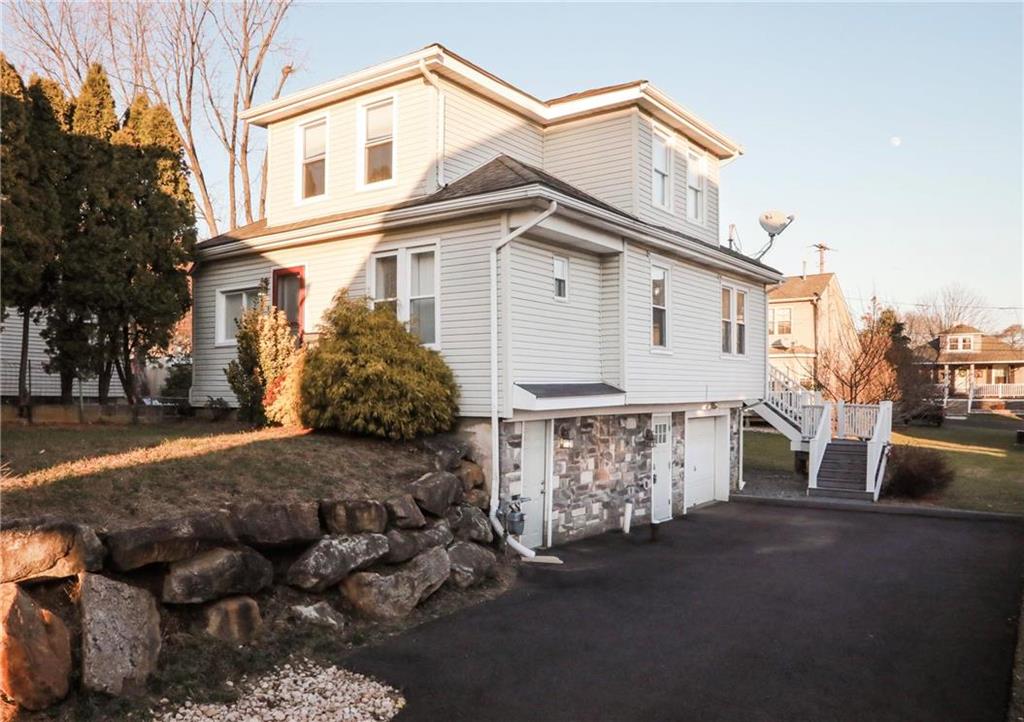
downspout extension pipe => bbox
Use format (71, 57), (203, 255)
(489, 201), (559, 559)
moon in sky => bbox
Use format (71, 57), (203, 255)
(889, 136), (902, 147)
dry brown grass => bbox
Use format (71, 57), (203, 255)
(1, 421), (435, 531)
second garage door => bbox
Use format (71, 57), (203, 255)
(686, 417), (717, 508)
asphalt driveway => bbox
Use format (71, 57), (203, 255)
(347, 503), (1024, 722)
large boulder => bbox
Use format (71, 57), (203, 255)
(448, 541), (499, 589)
(0, 584), (71, 710)
(341, 546), (450, 620)
(384, 521), (453, 564)
(202, 596), (262, 645)
(289, 601), (346, 630)
(162, 547), (273, 604)
(422, 436), (471, 472)
(454, 460), (486, 492)
(0, 518), (104, 584)
(407, 472), (462, 517)
(322, 500), (388, 535)
(445, 505), (493, 544)
(464, 488), (490, 510)
(105, 512), (234, 571)
(385, 495), (426, 529)
(80, 573), (161, 696)
(228, 502), (321, 547)
(286, 534), (389, 592)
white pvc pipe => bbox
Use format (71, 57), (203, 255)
(488, 201), (559, 559)
(622, 501), (633, 534)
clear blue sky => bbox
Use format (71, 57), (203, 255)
(266, 2), (1023, 329)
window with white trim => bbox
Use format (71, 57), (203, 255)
(651, 265), (668, 348)
(946, 335), (975, 351)
(553, 256), (568, 299)
(722, 285), (747, 355)
(362, 99), (394, 185)
(652, 128), (671, 210)
(769, 307), (792, 335)
(300, 120), (326, 199)
(217, 287), (260, 344)
(686, 149), (705, 222)
(370, 245), (438, 347)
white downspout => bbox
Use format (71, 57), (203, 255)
(489, 201), (559, 558)
(418, 60), (445, 190)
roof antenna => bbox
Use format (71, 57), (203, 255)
(727, 223), (742, 252)
(809, 243), (836, 273)
(754, 210), (796, 260)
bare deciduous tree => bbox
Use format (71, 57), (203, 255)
(913, 283), (993, 339)
(814, 309), (901, 404)
(6, 0), (296, 236)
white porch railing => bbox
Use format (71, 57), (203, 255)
(835, 401), (879, 440)
(807, 402), (833, 490)
(767, 365), (821, 432)
(865, 401), (893, 500)
(973, 383), (1024, 399)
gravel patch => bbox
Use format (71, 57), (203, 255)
(151, 660), (405, 722)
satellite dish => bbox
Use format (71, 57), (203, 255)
(759, 210), (796, 237)
(753, 210), (796, 260)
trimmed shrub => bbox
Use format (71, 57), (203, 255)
(300, 292), (459, 440)
(882, 445), (954, 499)
(206, 396), (231, 422)
(264, 348), (305, 427)
(224, 281), (299, 425)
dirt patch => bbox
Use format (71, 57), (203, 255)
(1, 423), (436, 531)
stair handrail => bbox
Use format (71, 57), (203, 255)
(807, 402), (833, 490)
(767, 365), (810, 430)
(865, 400), (893, 499)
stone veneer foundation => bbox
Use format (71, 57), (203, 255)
(499, 408), (743, 547)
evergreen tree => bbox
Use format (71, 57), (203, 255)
(42, 63), (121, 402)
(0, 56), (61, 416)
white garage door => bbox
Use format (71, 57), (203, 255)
(686, 417), (717, 508)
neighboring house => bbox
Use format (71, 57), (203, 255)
(766, 272), (859, 387)
(0, 309), (125, 401)
(915, 324), (1024, 396)
(192, 44), (783, 548)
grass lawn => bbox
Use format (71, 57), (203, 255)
(1, 421), (436, 531)
(744, 414), (1024, 514)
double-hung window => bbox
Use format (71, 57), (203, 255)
(722, 285), (747, 355)
(300, 120), (326, 199)
(553, 256), (568, 299)
(651, 265), (668, 349)
(217, 287), (260, 345)
(687, 150), (705, 222)
(362, 99), (394, 186)
(652, 127), (672, 210)
(370, 244), (438, 347)
(770, 307), (792, 335)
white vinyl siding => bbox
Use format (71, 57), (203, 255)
(0, 308), (125, 399)
(442, 79), (543, 181)
(193, 218), (500, 414)
(508, 238), (605, 387)
(636, 117), (720, 245)
(543, 111), (636, 213)
(624, 243), (765, 404)
(265, 78), (434, 225)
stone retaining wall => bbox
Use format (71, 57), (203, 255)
(0, 443), (498, 715)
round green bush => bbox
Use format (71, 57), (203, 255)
(300, 292), (459, 440)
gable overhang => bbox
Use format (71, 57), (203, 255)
(241, 45), (742, 159)
(196, 184), (780, 284)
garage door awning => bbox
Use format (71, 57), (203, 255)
(513, 383), (626, 411)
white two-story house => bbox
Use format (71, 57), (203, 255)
(191, 44), (782, 548)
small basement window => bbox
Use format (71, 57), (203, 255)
(300, 120), (326, 199)
(553, 256), (568, 299)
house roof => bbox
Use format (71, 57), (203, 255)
(240, 44), (742, 159)
(914, 332), (1024, 364)
(768, 273), (834, 301)
(200, 155), (780, 275)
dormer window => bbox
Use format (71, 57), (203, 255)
(946, 335), (975, 351)
(652, 127), (672, 210)
(361, 98), (395, 186)
(300, 119), (326, 199)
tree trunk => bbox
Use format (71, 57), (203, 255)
(59, 370), (75, 405)
(17, 309), (32, 419)
(98, 359), (113, 405)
